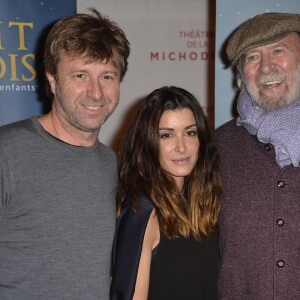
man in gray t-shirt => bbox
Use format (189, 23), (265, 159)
(0, 9), (130, 300)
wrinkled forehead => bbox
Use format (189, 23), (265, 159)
(57, 51), (121, 74)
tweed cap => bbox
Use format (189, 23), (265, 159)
(226, 12), (300, 65)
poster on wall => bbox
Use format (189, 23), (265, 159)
(77, 0), (215, 148)
(0, 0), (76, 126)
(214, 0), (300, 128)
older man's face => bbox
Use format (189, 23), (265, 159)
(241, 32), (300, 111)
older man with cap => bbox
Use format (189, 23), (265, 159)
(215, 12), (300, 300)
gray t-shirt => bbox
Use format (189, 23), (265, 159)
(0, 117), (117, 299)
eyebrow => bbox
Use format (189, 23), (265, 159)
(269, 41), (289, 48)
(159, 124), (197, 131)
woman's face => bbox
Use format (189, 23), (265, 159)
(158, 108), (200, 190)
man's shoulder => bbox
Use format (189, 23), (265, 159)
(215, 119), (236, 135)
(0, 117), (33, 130)
(97, 142), (117, 164)
(214, 119), (253, 151)
(0, 118), (34, 141)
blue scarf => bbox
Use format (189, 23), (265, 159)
(236, 89), (300, 168)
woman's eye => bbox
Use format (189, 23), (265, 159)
(186, 130), (197, 136)
(160, 133), (172, 139)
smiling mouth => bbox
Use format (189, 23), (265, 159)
(86, 106), (99, 110)
(173, 158), (190, 164)
(84, 105), (105, 111)
(262, 81), (282, 88)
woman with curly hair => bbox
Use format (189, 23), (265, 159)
(110, 86), (221, 300)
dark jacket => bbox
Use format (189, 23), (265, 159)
(110, 196), (154, 300)
(215, 120), (300, 300)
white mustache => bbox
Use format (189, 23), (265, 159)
(257, 73), (287, 85)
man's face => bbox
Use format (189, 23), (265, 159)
(241, 32), (300, 111)
(47, 53), (120, 136)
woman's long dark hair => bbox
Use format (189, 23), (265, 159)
(117, 86), (221, 239)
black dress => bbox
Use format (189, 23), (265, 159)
(148, 233), (219, 300)
(110, 196), (219, 300)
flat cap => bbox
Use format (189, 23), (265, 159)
(226, 12), (300, 65)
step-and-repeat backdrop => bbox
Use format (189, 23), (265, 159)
(77, 0), (215, 147)
(1, 0), (299, 146)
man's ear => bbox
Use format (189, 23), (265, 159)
(46, 72), (56, 95)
